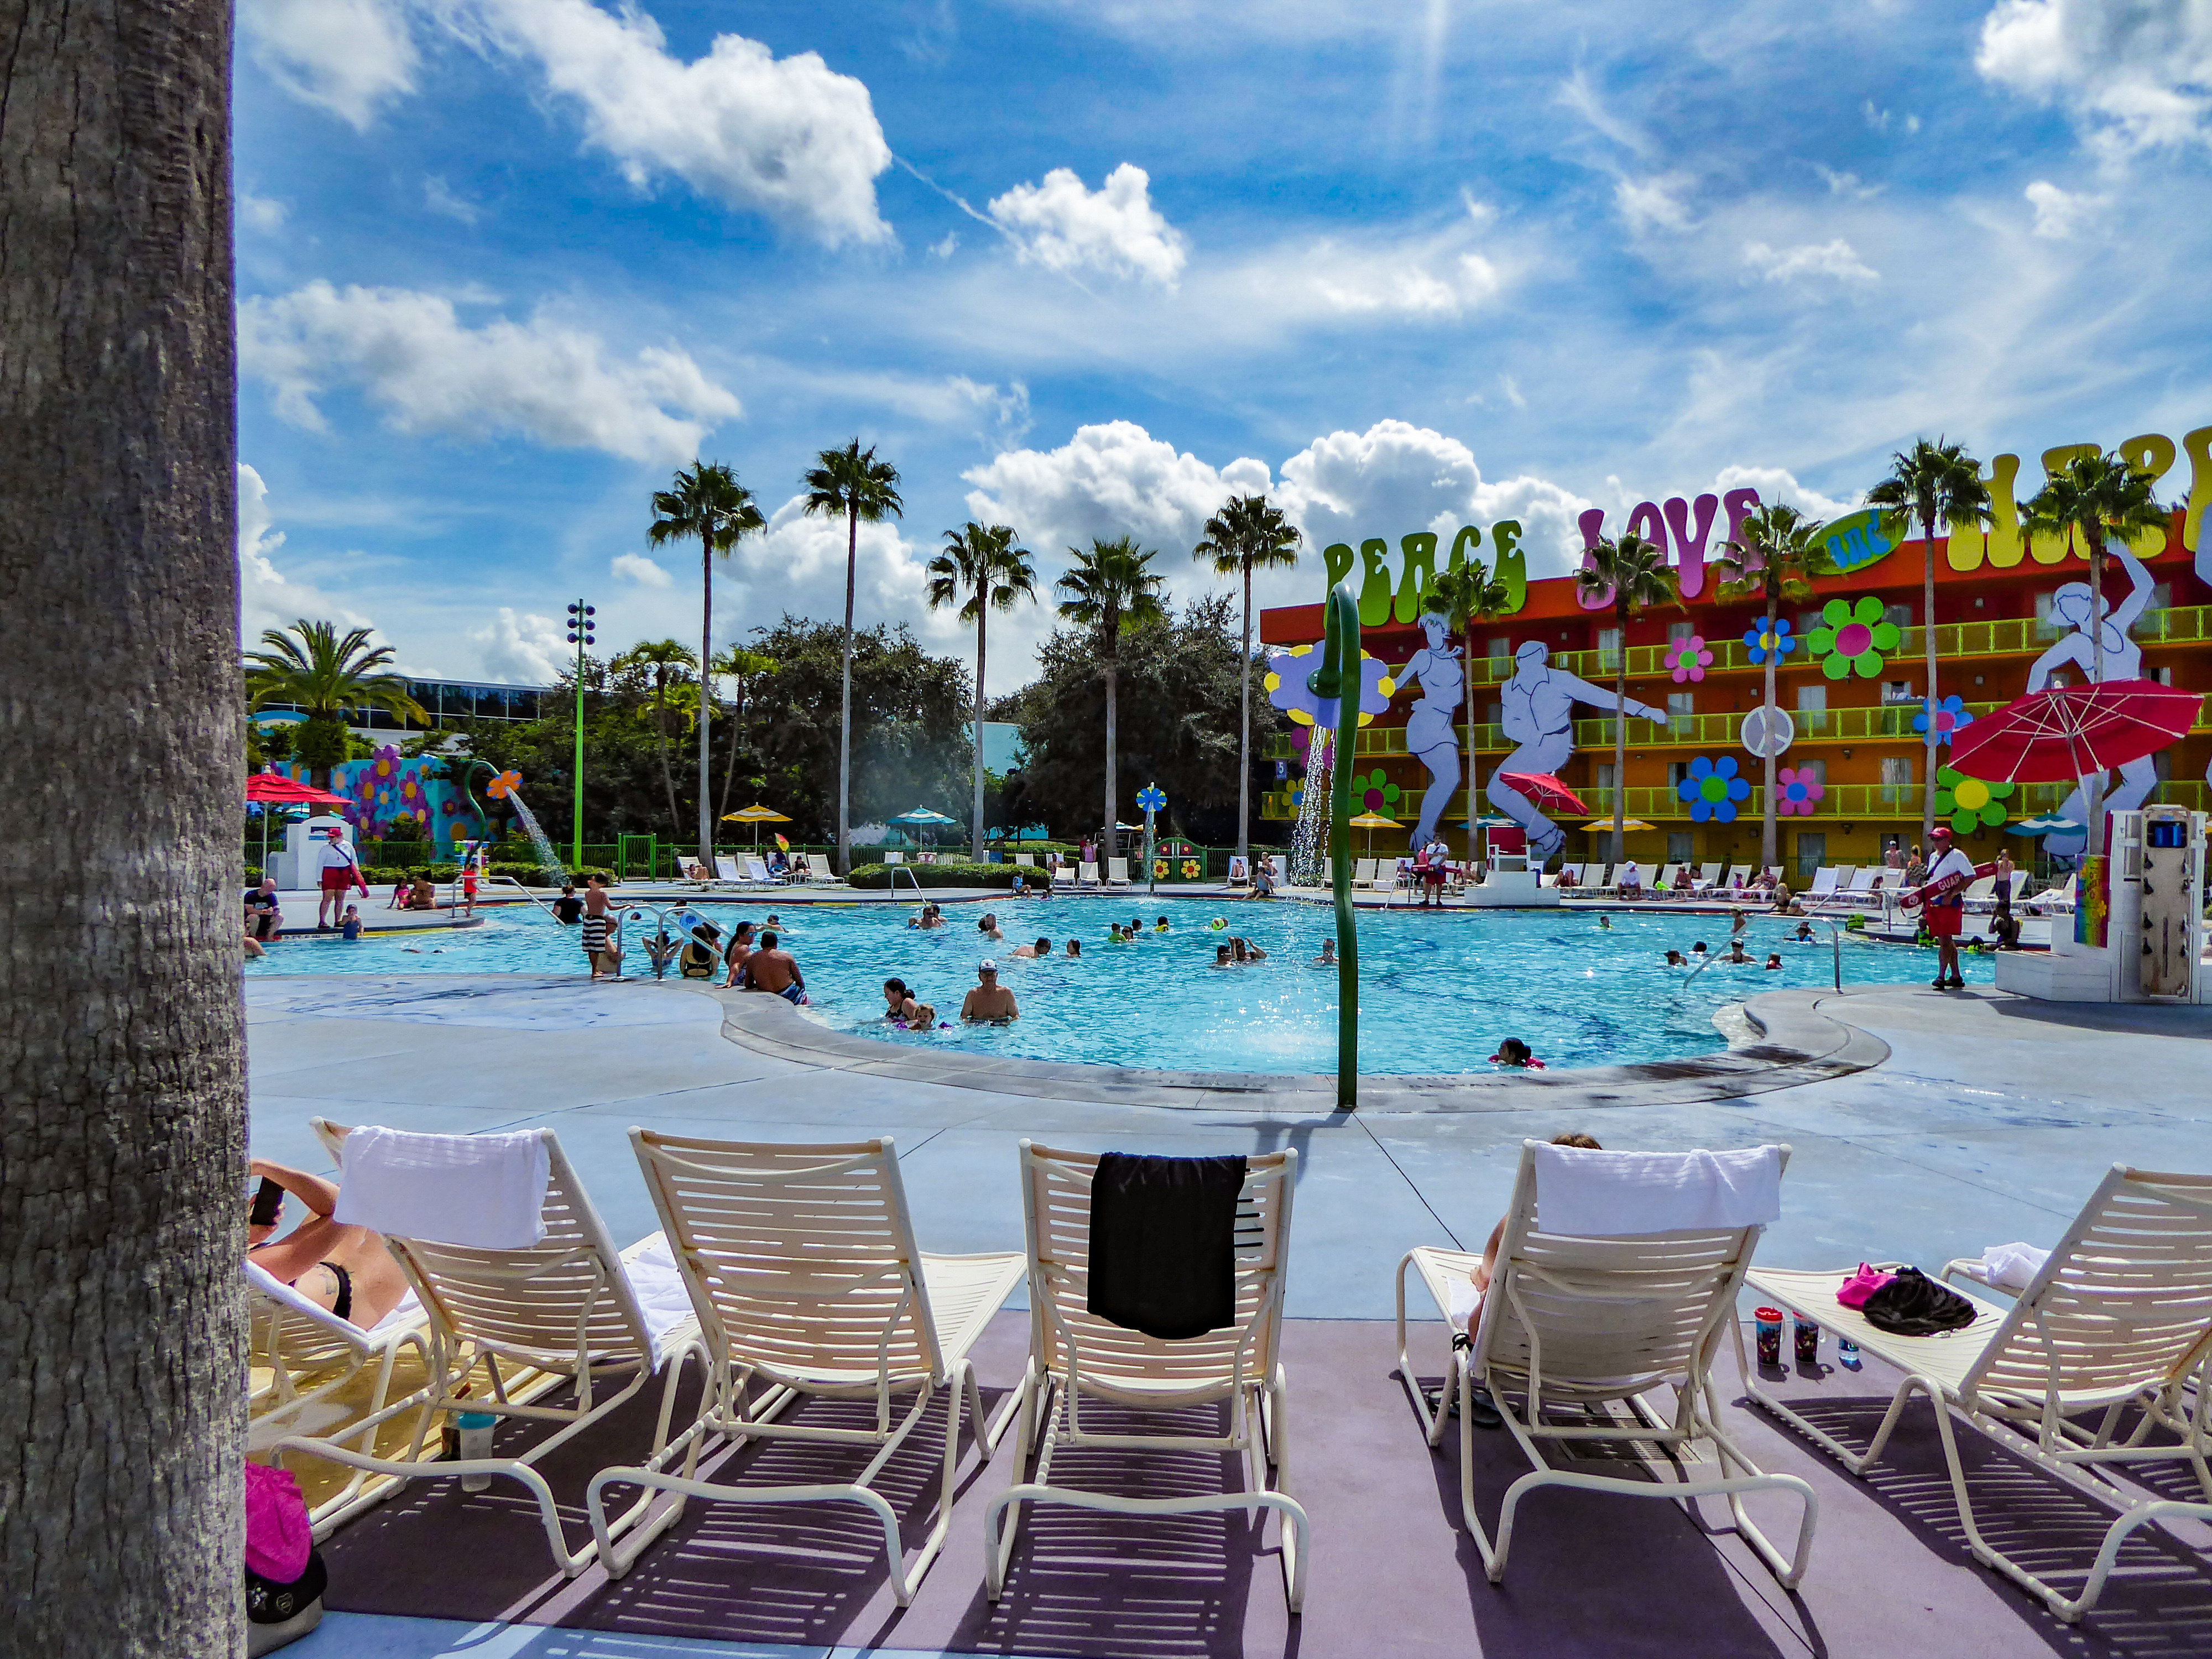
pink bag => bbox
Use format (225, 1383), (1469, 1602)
(1836, 1263), (1896, 1310)
(245, 1462), (313, 1583)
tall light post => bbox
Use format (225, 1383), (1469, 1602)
(566, 599), (595, 867)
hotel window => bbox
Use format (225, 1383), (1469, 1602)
(2034, 591), (2063, 637)
(1596, 627), (1622, 654)
(1794, 684), (1828, 732)
(1597, 763), (1618, 790)
(1792, 759), (1828, 786)
(1667, 692), (1696, 719)
(1668, 831), (1695, 864)
(1792, 832), (1826, 882)
(1484, 702), (1504, 726)
(1884, 602), (1914, 633)
(1880, 756), (1915, 786)
(1797, 609), (1825, 634)
(1668, 620), (1696, 643)
(1882, 679), (1916, 704)
(1486, 637), (1511, 660)
(2147, 583), (2171, 617)
(1666, 761), (1686, 790)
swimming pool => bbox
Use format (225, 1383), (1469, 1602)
(247, 896), (1987, 1075)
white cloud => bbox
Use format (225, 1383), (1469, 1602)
(930, 232), (959, 258)
(239, 191), (289, 233)
(461, 0), (893, 246)
(1557, 67), (1650, 155)
(1978, 0), (2212, 156)
(987, 164), (1189, 285)
(423, 175), (482, 223)
(1814, 166), (1882, 200)
(1862, 100), (1918, 134)
(1712, 465), (1858, 524)
(1310, 248), (1500, 317)
(1615, 174), (1694, 233)
(241, 0), (418, 128)
(239, 280), (741, 463)
(612, 552), (672, 587)
(2024, 178), (2108, 238)
(962, 421), (1270, 561)
(471, 608), (571, 684)
(237, 463), (374, 640)
(1742, 238), (1879, 284)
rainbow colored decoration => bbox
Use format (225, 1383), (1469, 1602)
(1665, 634), (1713, 683)
(1807, 596), (1901, 680)
(1678, 755), (1750, 823)
(2075, 855), (2109, 948)
(1775, 767), (1825, 816)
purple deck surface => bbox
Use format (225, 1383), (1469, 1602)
(316, 1314), (2212, 1657)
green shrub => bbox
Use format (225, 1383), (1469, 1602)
(359, 862), (612, 886)
(847, 860), (1026, 890)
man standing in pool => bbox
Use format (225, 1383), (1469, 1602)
(1392, 610), (1466, 854)
(1490, 640), (1668, 862)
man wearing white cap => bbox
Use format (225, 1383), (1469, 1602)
(961, 959), (1020, 1022)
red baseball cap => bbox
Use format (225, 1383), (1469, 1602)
(1929, 825), (1954, 841)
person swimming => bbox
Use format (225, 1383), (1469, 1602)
(1665, 949), (1687, 967)
(1154, 916), (1170, 933)
(1597, 915), (1611, 930)
(1314, 938), (1337, 966)
(1065, 938), (1082, 959)
(1764, 952), (1784, 971)
(1213, 943), (1234, 966)
(1490, 1037), (1545, 1069)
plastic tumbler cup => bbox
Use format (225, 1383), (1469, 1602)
(456, 1410), (496, 1491)
(1794, 1314), (1820, 1366)
(1754, 1306), (1784, 1367)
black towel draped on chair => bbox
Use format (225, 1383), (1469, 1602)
(1086, 1151), (1249, 1339)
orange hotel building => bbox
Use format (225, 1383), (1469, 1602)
(1258, 471), (2211, 881)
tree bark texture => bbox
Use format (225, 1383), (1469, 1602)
(0, 2), (248, 1652)
(1762, 596), (1778, 873)
(838, 509), (857, 874)
(1611, 605), (1628, 868)
(1103, 660), (1119, 866)
(1922, 512), (1939, 844)
(1235, 561), (1251, 862)
(697, 535), (712, 867)
(971, 586), (986, 863)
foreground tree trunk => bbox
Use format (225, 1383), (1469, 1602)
(838, 507), (858, 874)
(0, 3), (248, 1652)
(1611, 606), (1629, 868)
(698, 534), (714, 868)
(1761, 594), (1779, 873)
(972, 589), (988, 863)
(1236, 560), (1252, 863)
(1103, 660), (1119, 866)
(1921, 509), (1940, 845)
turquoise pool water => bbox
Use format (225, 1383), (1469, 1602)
(246, 896), (1986, 1074)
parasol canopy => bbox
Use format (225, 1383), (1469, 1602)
(1948, 680), (2203, 784)
(246, 772), (352, 808)
(889, 806), (960, 826)
(1580, 817), (1655, 832)
(2008, 815), (2083, 836)
(1499, 771), (1590, 815)
(722, 804), (790, 823)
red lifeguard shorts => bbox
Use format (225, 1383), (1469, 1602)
(1926, 904), (1963, 938)
(320, 867), (354, 892)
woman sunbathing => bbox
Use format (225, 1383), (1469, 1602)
(246, 1157), (411, 1328)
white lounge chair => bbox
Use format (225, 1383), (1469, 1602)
(1584, 863), (1614, 895)
(712, 854), (744, 885)
(1556, 863), (1583, 890)
(883, 849), (904, 865)
(276, 1122), (700, 1572)
(1746, 1164), (2212, 1623)
(1650, 862), (1680, 896)
(1079, 859), (1100, 887)
(1396, 1140), (1813, 1588)
(1841, 867), (1880, 898)
(985, 1143), (1307, 1611)
(1015, 853), (1035, 868)
(1105, 857), (1131, 888)
(2027, 874), (2077, 914)
(1688, 860), (1723, 895)
(744, 855), (783, 885)
(1724, 863), (1752, 889)
(1052, 863), (1074, 889)
(1804, 867), (1842, 900)
(1352, 857), (1381, 890)
(587, 1134), (1026, 1604)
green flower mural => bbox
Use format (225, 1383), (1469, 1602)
(1806, 596), (1901, 681)
(1933, 766), (2015, 834)
(1355, 768), (1402, 816)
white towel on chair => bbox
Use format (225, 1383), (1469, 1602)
(1532, 1143), (1782, 1238)
(620, 1233), (700, 1366)
(335, 1127), (550, 1249)
(1981, 1241), (2051, 1293)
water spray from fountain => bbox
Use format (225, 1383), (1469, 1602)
(1289, 730), (1332, 886)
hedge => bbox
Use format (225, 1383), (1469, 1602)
(356, 862), (614, 886)
(847, 860), (1028, 890)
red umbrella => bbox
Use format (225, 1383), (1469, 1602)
(246, 772), (352, 807)
(1947, 680), (2204, 784)
(1497, 770), (1590, 815)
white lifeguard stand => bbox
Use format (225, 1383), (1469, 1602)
(1464, 846), (1562, 909)
(269, 815), (357, 891)
(1997, 807), (2208, 1004)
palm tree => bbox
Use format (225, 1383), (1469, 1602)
(617, 639), (697, 838)
(2021, 451), (2171, 841)
(710, 644), (777, 829)
(647, 461), (763, 869)
(1714, 504), (1836, 873)
(1193, 494), (1302, 864)
(1867, 439), (1993, 843)
(1574, 534), (1679, 867)
(802, 440), (904, 874)
(244, 619), (429, 786)
(1423, 557), (1511, 849)
(1056, 536), (1167, 865)
(928, 523), (1038, 861)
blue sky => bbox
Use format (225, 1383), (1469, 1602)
(235, 0), (2212, 694)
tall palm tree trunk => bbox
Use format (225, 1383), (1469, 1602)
(972, 583), (988, 863)
(1463, 621), (1478, 854)
(2084, 518), (2107, 851)
(838, 507), (858, 875)
(1921, 509), (1939, 844)
(652, 687), (681, 836)
(2, 2), (248, 1648)
(697, 533), (713, 868)
(719, 678), (744, 827)
(1104, 660), (1119, 866)
(1611, 605), (1629, 867)
(1761, 594), (1779, 873)
(1236, 560), (1253, 863)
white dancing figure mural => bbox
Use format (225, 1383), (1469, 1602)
(2028, 539), (2157, 864)
(1489, 641), (1668, 861)
(1392, 611), (1465, 851)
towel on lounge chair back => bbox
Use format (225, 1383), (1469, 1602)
(1532, 1144), (1782, 1238)
(1087, 1151), (1249, 1339)
(335, 1126), (551, 1249)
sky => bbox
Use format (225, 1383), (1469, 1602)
(235, 0), (2212, 698)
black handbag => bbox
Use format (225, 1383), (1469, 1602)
(1861, 1266), (1976, 1337)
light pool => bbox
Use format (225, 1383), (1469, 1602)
(246, 896), (1987, 1075)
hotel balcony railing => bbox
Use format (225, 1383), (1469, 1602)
(1262, 698), (2212, 761)
(1258, 778), (2211, 822)
(1446, 602), (2212, 687)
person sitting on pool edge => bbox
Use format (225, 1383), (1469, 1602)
(721, 921), (757, 987)
(742, 931), (807, 1004)
(961, 959), (1019, 1021)
(1490, 1037), (1545, 1068)
(1011, 936), (1052, 959)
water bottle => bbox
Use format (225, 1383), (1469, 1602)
(456, 1410), (497, 1490)
(1837, 1337), (1860, 1370)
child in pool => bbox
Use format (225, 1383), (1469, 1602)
(1065, 938), (1082, 959)
(1490, 1037), (1545, 1068)
(1314, 938), (1336, 966)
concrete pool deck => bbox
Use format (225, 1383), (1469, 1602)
(246, 972), (2212, 1658)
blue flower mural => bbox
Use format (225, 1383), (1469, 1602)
(1741, 616), (1797, 665)
(1677, 755), (1751, 823)
(1913, 695), (1975, 747)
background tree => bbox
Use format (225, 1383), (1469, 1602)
(615, 639), (697, 839)
(1867, 439), (1992, 843)
(928, 522), (1037, 860)
(1423, 557), (1511, 852)
(1056, 536), (1167, 864)
(244, 620), (428, 787)
(802, 440), (904, 874)
(1192, 495), (1302, 863)
(647, 461), (763, 869)
(1714, 504), (1835, 874)
(2020, 451), (2170, 843)
(711, 644), (778, 828)
(1575, 534), (1680, 867)
(1, 2), (247, 1648)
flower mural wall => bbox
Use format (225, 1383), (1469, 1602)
(1914, 696), (1974, 747)
(1677, 755), (1751, 823)
(1807, 597), (1901, 680)
(1665, 634), (1713, 683)
(1742, 617), (1796, 665)
(1775, 767), (1824, 816)
(1934, 767), (2015, 834)
(278, 745), (488, 851)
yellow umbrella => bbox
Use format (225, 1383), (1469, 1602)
(1580, 818), (1655, 832)
(1347, 810), (1400, 858)
(721, 803), (791, 849)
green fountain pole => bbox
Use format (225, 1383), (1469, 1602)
(1306, 582), (1362, 1110)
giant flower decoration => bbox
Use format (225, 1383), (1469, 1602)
(1181, 858), (1202, 880)
(1265, 644), (1395, 729)
(1807, 597), (1900, 681)
(486, 768), (524, 800)
(1354, 768), (1404, 815)
(1741, 616), (1797, 665)
(1665, 634), (1713, 684)
(1775, 766), (1825, 817)
(1934, 766), (2014, 834)
(1677, 755), (1750, 823)
(1154, 858), (1171, 880)
(1914, 695), (1975, 747)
